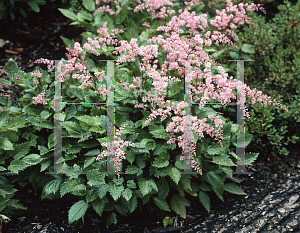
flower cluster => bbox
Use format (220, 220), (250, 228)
(31, 0), (287, 175)
(32, 90), (47, 105)
(96, 124), (136, 177)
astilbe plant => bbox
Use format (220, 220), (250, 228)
(0, 0), (289, 228)
(35, 0), (285, 175)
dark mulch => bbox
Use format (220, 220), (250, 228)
(0, 2), (300, 233)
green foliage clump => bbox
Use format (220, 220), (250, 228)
(0, 0), (280, 228)
(214, 0), (300, 156)
(0, 0), (46, 21)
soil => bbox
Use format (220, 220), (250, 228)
(0, 2), (300, 233)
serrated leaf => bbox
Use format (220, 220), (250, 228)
(207, 171), (224, 194)
(241, 43), (255, 54)
(8, 160), (30, 174)
(61, 121), (82, 137)
(180, 175), (192, 191)
(82, 0), (95, 11)
(41, 179), (62, 200)
(126, 180), (136, 189)
(149, 125), (170, 139)
(84, 157), (96, 168)
(207, 143), (223, 155)
(91, 197), (108, 217)
(0, 137), (14, 151)
(211, 48), (226, 58)
(212, 155), (235, 166)
(153, 197), (170, 211)
(108, 182), (124, 201)
(170, 194), (190, 218)
(224, 183), (246, 195)
(236, 132), (253, 148)
(58, 8), (77, 20)
(68, 200), (88, 224)
(106, 212), (117, 228)
(125, 165), (140, 175)
(199, 191), (210, 212)
(244, 152), (259, 165)
(66, 179), (86, 193)
(86, 170), (105, 186)
(22, 154), (42, 165)
(97, 184), (108, 199)
(6, 117), (27, 131)
(121, 188), (133, 201)
(157, 178), (169, 199)
(0, 185), (17, 198)
(153, 155), (169, 168)
(86, 188), (98, 202)
(167, 166), (181, 185)
(129, 195), (138, 213)
(138, 178), (153, 196)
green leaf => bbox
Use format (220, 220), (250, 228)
(180, 175), (192, 191)
(27, 1), (40, 12)
(41, 179), (62, 200)
(108, 182), (124, 201)
(121, 188), (133, 201)
(207, 171), (224, 195)
(157, 178), (169, 199)
(97, 184), (108, 199)
(8, 160), (30, 174)
(224, 183), (246, 195)
(0, 137), (14, 151)
(198, 191), (210, 212)
(125, 165), (140, 175)
(138, 178), (153, 196)
(4, 58), (19, 78)
(61, 121), (82, 137)
(68, 200), (88, 224)
(106, 212), (117, 228)
(244, 152), (259, 165)
(153, 197), (170, 211)
(150, 125), (170, 139)
(125, 150), (135, 164)
(127, 180), (136, 189)
(66, 179), (86, 193)
(82, 0), (95, 11)
(91, 197), (108, 217)
(241, 43), (255, 54)
(167, 166), (181, 185)
(207, 143), (223, 155)
(229, 51), (239, 60)
(58, 8), (77, 20)
(153, 155), (169, 168)
(170, 194), (190, 218)
(86, 189), (98, 202)
(211, 48), (227, 58)
(84, 157), (95, 168)
(60, 36), (75, 48)
(212, 155), (236, 166)
(129, 195), (138, 213)
(0, 185), (17, 198)
(86, 170), (105, 186)
(236, 132), (253, 148)
(6, 117), (27, 131)
(22, 154), (42, 165)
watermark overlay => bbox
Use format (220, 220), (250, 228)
(46, 58), (253, 176)
(46, 59), (123, 175)
(177, 60), (253, 175)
